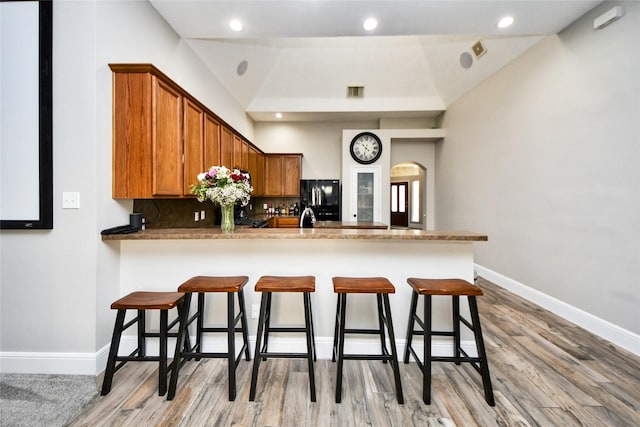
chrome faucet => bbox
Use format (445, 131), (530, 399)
(300, 207), (316, 228)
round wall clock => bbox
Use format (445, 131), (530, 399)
(349, 132), (382, 164)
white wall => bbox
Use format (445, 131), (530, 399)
(0, 0), (251, 374)
(437, 1), (640, 342)
(254, 120), (377, 180)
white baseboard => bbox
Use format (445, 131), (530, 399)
(475, 264), (640, 356)
(0, 336), (477, 376)
(0, 345), (109, 375)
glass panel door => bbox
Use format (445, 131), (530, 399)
(357, 172), (374, 221)
(350, 166), (381, 222)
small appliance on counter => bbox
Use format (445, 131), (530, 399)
(300, 179), (340, 221)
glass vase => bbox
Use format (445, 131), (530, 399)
(220, 203), (235, 233)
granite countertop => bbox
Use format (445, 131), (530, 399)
(101, 227), (487, 241)
(313, 221), (388, 229)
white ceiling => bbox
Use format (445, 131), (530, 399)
(149, 0), (600, 122)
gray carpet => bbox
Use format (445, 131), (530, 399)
(0, 374), (97, 427)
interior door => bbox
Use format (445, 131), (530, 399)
(390, 182), (408, 227)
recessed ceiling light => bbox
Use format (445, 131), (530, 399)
(363, 18), (378, 31)
(497, 16), (514, 29)
(229, 19), (243, 32)
(275, 113), (283, 119)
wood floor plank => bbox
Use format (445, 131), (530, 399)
(66, 277), (640, 427)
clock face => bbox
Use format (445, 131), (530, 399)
(350, 132), (382, 164)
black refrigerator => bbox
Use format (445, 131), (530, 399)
(300, 179), (341, 221)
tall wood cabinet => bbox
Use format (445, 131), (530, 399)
(111, 65), (187, 198)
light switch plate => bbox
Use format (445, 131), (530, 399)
(62, 192), (80, 209)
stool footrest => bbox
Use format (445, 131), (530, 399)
(260, 352), (310, 359)
(265, 326), (307, 333)
(343, 354), (392, 361)
(343, 328), (385, 335)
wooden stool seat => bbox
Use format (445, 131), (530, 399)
(404, 277), (495, 406)
(332, 276), (403, 404)
(101, 291), (187, 398)
(333, 276), (396, 294)
(254, 275), (315, 293)
(110, 291), (185, 310)
(407, 278), (483, 296)
(177, 275), (248, 293)
(168, 276), (250, 401)
(249, 275), (316, 402)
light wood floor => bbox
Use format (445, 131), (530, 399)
(70, 278), (640, 426)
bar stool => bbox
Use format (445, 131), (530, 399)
(101, 291), (187, 397)
(403, 278), (495, 406)
(167, 276), (250, 401)
(332, 277), (404, 404)
(249, 276), (316, 402)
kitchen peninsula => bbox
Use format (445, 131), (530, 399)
(102, 228), (487, 358)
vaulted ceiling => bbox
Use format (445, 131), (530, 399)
(149, 0), (600, 122)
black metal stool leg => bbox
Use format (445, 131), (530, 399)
(308, 294), (317, 362)
(468, 296), (495, 406)
(101, 309), (126, 396)
(404, 290), (419, 363)
(335, 293), (347, 403)
(158, 309), (169, 396)
(303, 292), (316, 402)
(382, 294), (404, 404)
(423, 294), (432, 404)
(261, 292), (273, 360)
(376, 294), (389, 364)
(137, 309), (145, 357)
(453, 295), (461, 365)
(332, 295), (341, 362)
(227, 292), (237, 401)
(237, 290), (251, 361)
(249, 293), (268, 401)
(168, 298), (190, 400)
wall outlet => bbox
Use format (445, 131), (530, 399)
(200, 210), (206, 220)
(194, 212), (199, 221)
(251, 304), (260, 319)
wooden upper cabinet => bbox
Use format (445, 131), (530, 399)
(183, 97), (204, 195)
(264, 154), (302, 197)
(232, 134), (249, 171)
(264, 155), (283, 196)
(220, 125), (233, 169)
(151, 77), (183, 196)
(282, 155), (301, 196)
(110, 64), (273, 199)
(112, 71), (153, 198)
(204, 113), (221, 170)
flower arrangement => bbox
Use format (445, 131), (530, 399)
(191, 166), (253, 207)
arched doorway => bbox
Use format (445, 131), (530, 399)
(390, 162), (426, 229)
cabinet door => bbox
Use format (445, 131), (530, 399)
(248, 145), (259, 195)
(204, 113), (221, 170)
(256, 152), (265, 196)
(220, 125), (233, 168)
(112, 72), (153, 198)
(349, 166), (381, 222)
(282, 155), (301, 196)
(264, 155), (283, 196)
(152, 76), (183, 196)
(232, 134), (249, 170)
(183, 97), (204, 195)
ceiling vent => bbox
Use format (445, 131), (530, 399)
(347, 86), (364, 98)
